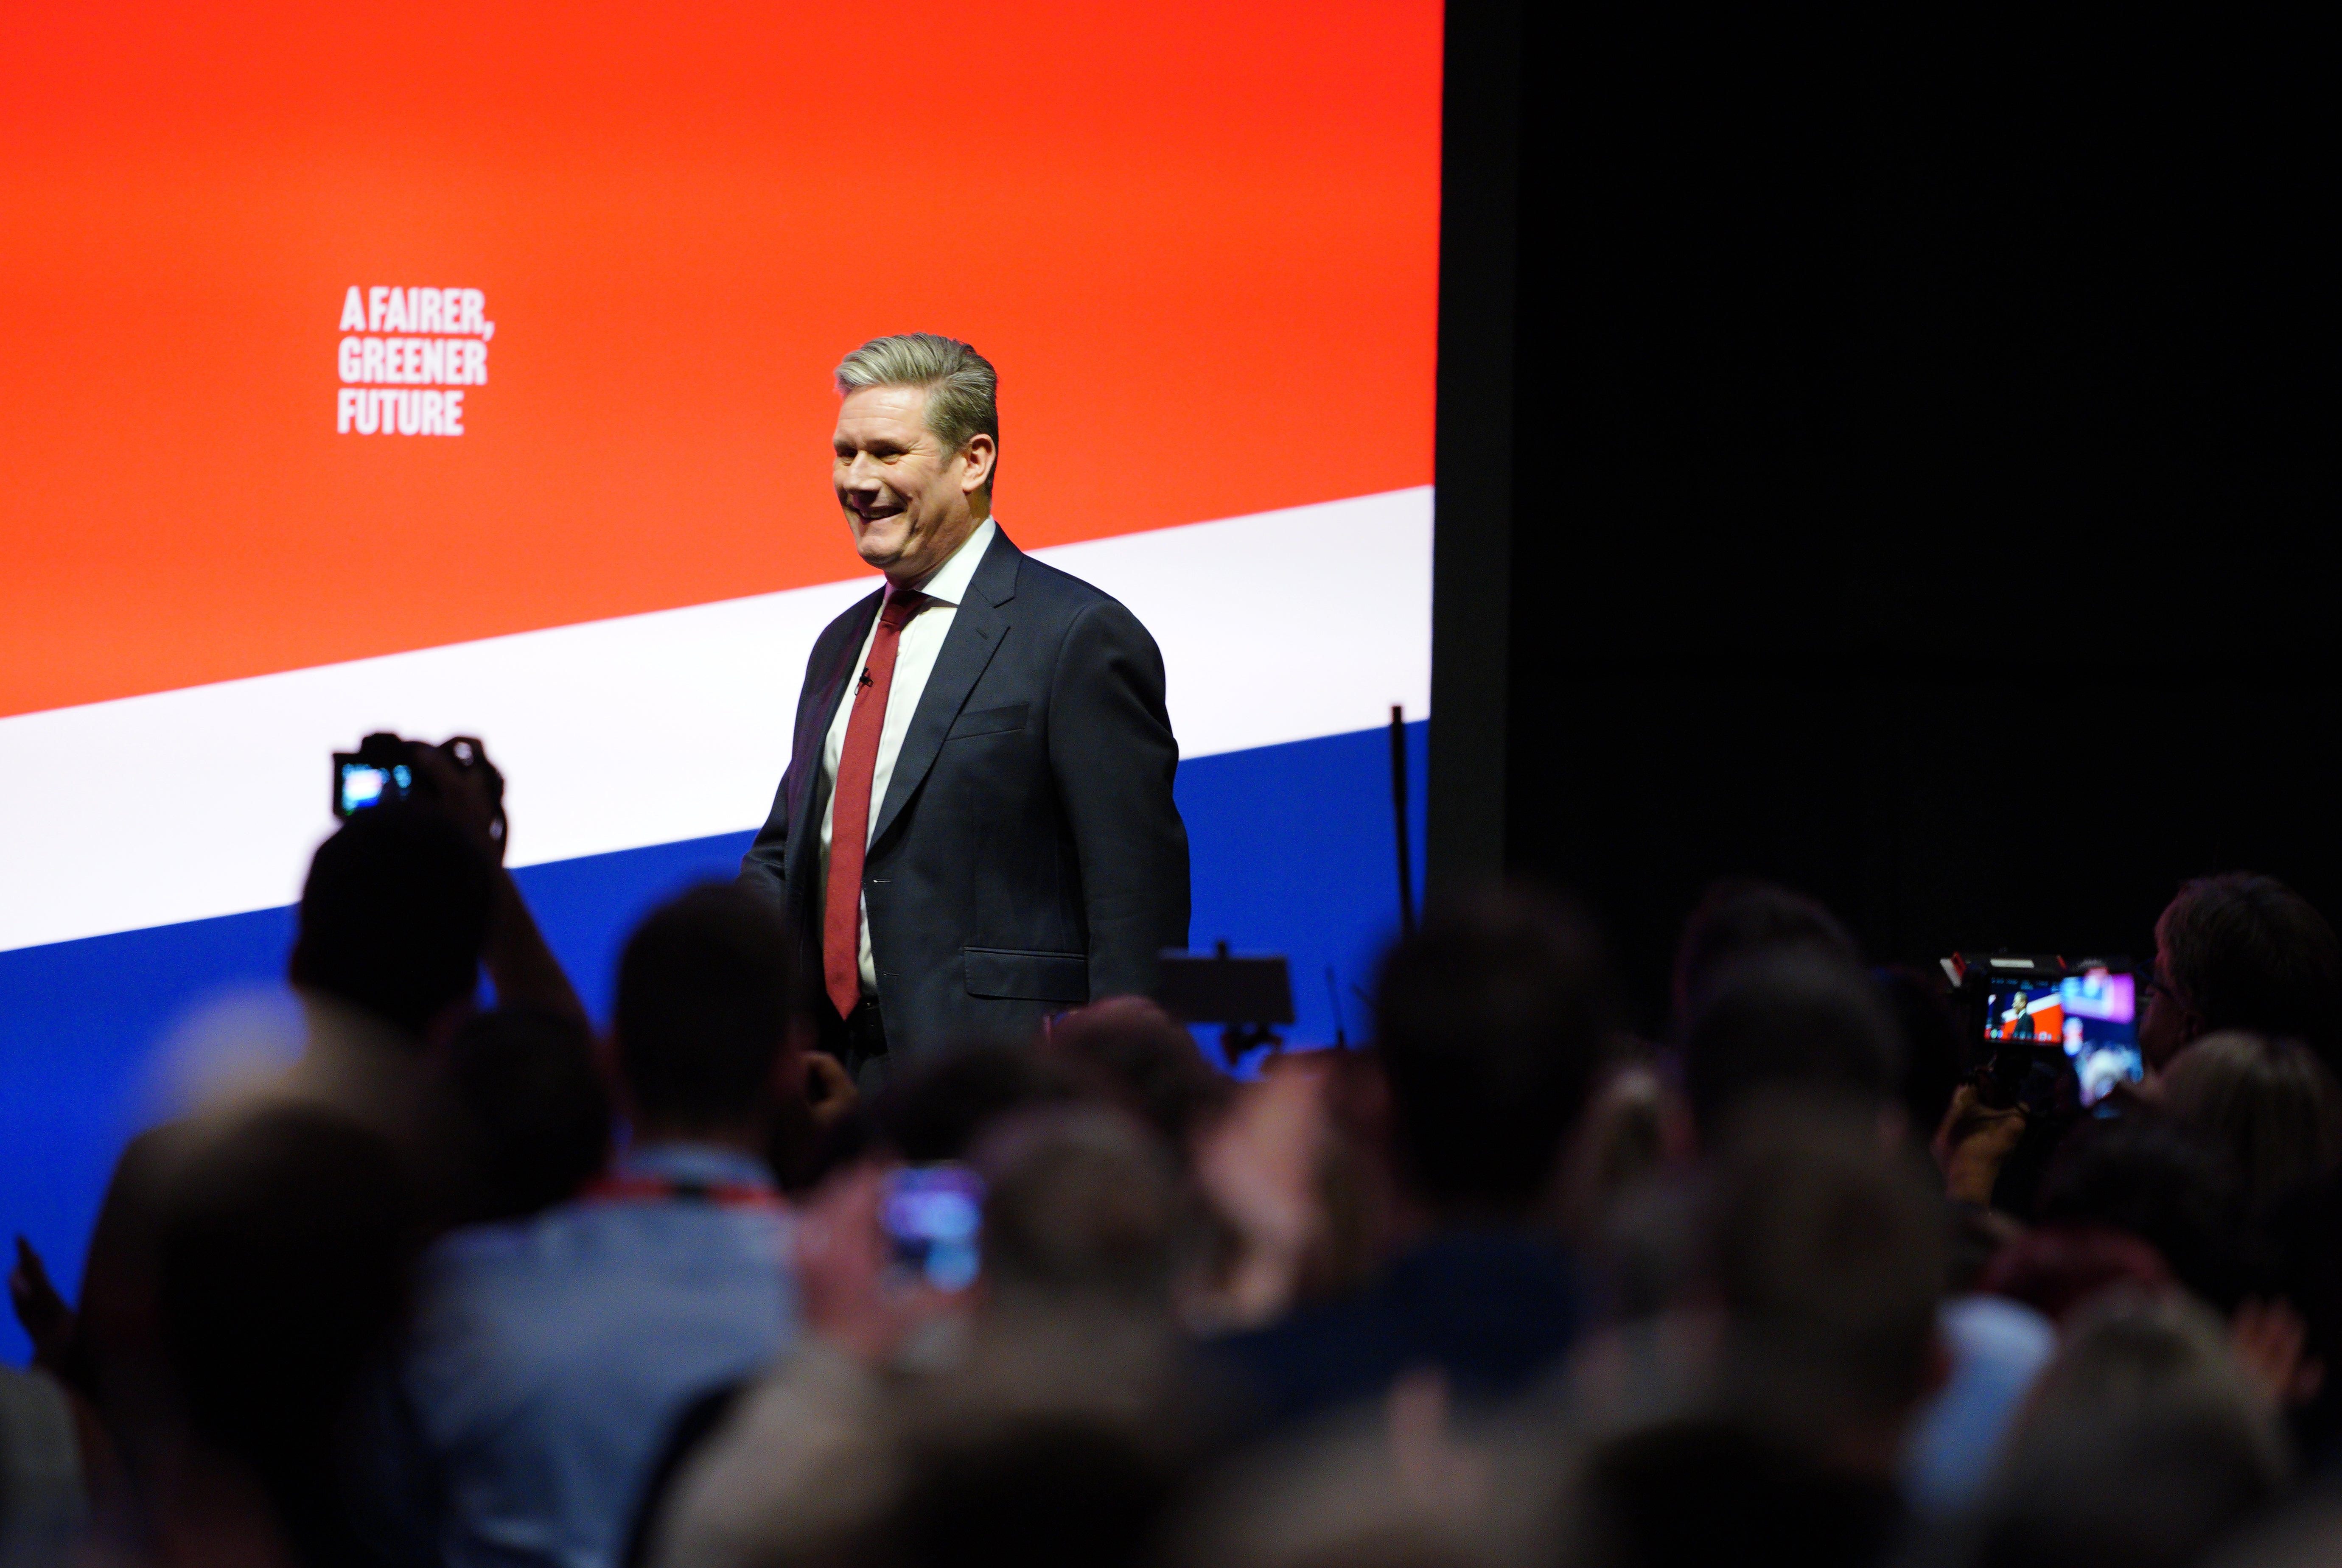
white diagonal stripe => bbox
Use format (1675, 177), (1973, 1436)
(0, 487), (1430, 952)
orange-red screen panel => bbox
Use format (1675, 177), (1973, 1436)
(0, 0), (1440, 718)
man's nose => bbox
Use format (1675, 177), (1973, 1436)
(840, 452), (883, 491)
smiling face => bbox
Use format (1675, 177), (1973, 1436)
(831, 384), (996, 587)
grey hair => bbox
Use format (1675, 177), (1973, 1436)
(833, 333), (999, 459)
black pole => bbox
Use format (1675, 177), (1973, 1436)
(1391, 704), (1416, 935)
(1426, 0), (1519, 904)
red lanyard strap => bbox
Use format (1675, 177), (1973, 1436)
(582, 1172), (787, 1212)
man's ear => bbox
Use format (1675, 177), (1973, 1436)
(958, 432), (997, 495)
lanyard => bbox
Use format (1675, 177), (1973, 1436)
(582, 1171), (787, 1212)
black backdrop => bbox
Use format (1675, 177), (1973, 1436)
(1432, 6), (2338, 1030)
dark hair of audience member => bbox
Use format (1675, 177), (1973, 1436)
(2209, 1501), (2342, 1568)
(883, 1109), (1193, 1566)
(973, 1105), (1189, 1309)
(2161, 1032), (2342, 1210)
(881, 1412), (1177, 1568)
(2035, 1120), (2247, 1311)
(1161, 1401), (1502, 1568)
(630, 1106), (1196, 1568)
(287, 804), (496, 1038)
(614, 883), (798, 1134)
(441, 1007), (611, 1224)
(1041, 996), (1234, 1162)
(1569, 1415), (1906, 1568)
(1978, 1225), (2176, 1325)
(1702, 1097), (1948, 1447)
(1670, 878), (1862, 1033)
(2158, 874), (2342, 1064)
(1680, 952), (1903, 1143)
(156, 1105), (418, 1565)
(1879, 962), (1965, 1148)
(1564, 1101), (1941, 1568)
(873, 1043), (1076, 1164)
(1372, 887), (1618, 1219)
(1959, 1291), (2287, 1568)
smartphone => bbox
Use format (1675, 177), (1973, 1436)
(881, 1164), (983, 1292)
(1982, 967), (2140, 1107)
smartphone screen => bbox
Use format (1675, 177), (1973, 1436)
(1983, 969), (2140, 1106)
(881, 1165), (983, 1292)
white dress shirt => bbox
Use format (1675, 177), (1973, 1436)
(818, 516), (998, 995)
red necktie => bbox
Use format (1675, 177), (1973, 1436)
(824, 590), (926, 1022)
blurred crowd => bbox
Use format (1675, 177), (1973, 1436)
(8, 765), (2342, 1568)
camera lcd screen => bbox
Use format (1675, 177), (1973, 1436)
(336, 761), (411, 817)
(881, 1165), (983, 1293)
(1983, 970), (2140, 1106)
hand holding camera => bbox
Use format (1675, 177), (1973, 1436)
(331, 731), (584, 1022)
(334, 731), (508, 861)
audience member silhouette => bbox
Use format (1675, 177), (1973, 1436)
(2144, 874), (2342, 1074)
(21, 752), (2342, 1568)
(396, 883), (803, 1568)
(1207, 888), (1617, 1434)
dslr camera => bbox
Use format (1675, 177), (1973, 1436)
(332, 732), (507, 849)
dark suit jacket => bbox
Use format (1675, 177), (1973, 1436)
(740, 526), (1190, 1053)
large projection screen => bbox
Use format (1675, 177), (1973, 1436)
(0, 0), (1438, 1358)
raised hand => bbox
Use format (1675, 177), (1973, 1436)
(8, 1234), (75, 1376)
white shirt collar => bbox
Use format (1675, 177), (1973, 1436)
(896, 516), (997, 608)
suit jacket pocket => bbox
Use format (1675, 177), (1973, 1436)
(963, 946), (1089, 1002)
(945, 703), (1029, 740)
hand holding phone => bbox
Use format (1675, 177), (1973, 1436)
(1975, 962), (2142, 1109)
(795, 1162), (982, 1368)
(881, 1165), (983, 1294)
(1933, 1084), (2028, 1207)
(8, 1235), (75, 1375)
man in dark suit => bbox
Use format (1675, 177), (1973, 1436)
(741, 333), (1189, 1076)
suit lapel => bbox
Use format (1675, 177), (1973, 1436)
(868, 529), (1020, 851)
(785, 589), (882, 888)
